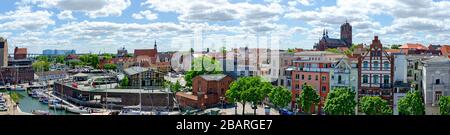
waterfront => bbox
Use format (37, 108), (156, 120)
(14, 91), (76, 115)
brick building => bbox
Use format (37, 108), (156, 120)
(176, 74), (233, 109)
(358, 36), (394, 105)
(14, 47), (27, 60)
(314, 21), (352, 51)
(0, 66), (34, 85)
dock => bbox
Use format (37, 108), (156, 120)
(47, 92), (77, 108)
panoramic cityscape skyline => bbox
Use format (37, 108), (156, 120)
(0, 0), (449, 53)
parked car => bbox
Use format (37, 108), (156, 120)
(279, 109), (294, 115)
(0, 106), (7, 111)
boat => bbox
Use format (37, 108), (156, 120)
(65, 106), (90, 114)
(48, 104), (65, 110)
(119, 106), (142, 115)
(32, 110), (50, 115)
(10, 85), (26, 91)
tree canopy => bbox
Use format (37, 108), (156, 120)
(439, 96), (450, 115)
(360, 96), (392, 115)
(300, 84), (320, 114)
(398, 90), (425, 115)
(184, 56), (221, 87)
(323, 88), (357, 115)
(269, 86), (292, 109)
(225, 77), (273, 115)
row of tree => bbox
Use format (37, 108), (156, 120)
(225, 77), (293, 115)
(225, 77), (450, 115)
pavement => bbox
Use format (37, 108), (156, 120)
(204, 102), (280, 115)
(0, 93), (31, 115)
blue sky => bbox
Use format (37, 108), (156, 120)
(0, 0), (449, 53)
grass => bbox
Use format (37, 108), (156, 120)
(10, 92), (24, 103)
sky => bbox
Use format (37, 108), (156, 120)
(0, 0), (449, 53)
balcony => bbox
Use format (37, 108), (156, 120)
(302, 68), (330, 72)
(380, 83), (392, 89)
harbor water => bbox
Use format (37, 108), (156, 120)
(14, 91), (76, 115)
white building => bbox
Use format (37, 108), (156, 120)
(393, 54), (407, 83)
(422, 56), (450, 106)
(330, 58), (359, 91)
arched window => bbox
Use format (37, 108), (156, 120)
(363, 61), (369, 68)
(373, 75), (379, 84)
(373, 61), (379, 68)
(384, 61), (390, 69)
(363, 75), (368, 83)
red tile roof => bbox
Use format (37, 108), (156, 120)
(441, 45), (450, 56)
(400, 43), (428, 50)
(385, 49), (401, 53)
(134, 49), (157, 58)
(14, 47), (27, 55)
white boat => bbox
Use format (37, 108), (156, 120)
(119, 106), (142, 115)
(49, 104), (65, 110)
(10, 85), (26, 91)
(32, 110), (50, 115)
(66, 106), (90, 114)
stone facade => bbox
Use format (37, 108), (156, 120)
(422, 56), (450, 106)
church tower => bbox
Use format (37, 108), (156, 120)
(340, 20), (352, 47)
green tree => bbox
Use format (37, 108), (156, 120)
(36, 55), (49, 62)
(170, 80), (182, 93)
(120, 76), (129, 87)
(79, 55), (89, 63)
(32, 61), (50, 71)
(300, 85), (320, 114)
(56, 55), (65, 63)
(184, 56), (221, 87)
(287, 48), (295, 54)
(323, 88), (357, 115)
(398, 90), (425, 115)
(89, 54), (100, 68)
(242, 87), (264, 115)
(103, 64), (117, 70)
(439, 96), (450, 115)
(360, 96), (392, 115)
(225, 77), (269, 115)
(269, 86), (292, 109)
(390, 44), (401, 49)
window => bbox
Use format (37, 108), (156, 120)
(384, 61), (390, 69)
(322, 86), (326, 93)
(373, 75), (379, 84)
(296, 74), (299, 80)
(363, 75), (368, 83)
(322, 76), (326, 81)
(295, 84), (300, 89)
(302, 75), (304, 80)
(436, 79), (441, 85)
(384, 75), (390, 84)
(308, 75), (312, 80)
(373, 61), (379, 68)
(338, 75), (342, 84)
(280, 79), (284, 86)
(363, 61), (369, 68)
(315, 75), (318, 80)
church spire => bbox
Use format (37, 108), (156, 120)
(154, 40), (157, 49)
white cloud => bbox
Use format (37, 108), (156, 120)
(0, 6), (55, 30)
(18, 0), (131, 18)
(57, 10), (75, 20)
(132, 10), (158, 21)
